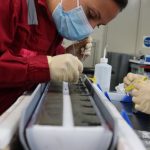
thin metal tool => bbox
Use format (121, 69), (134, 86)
(81, 47), (86, 63)
(73, 42), (76, 56)
(73, 42), (86, 63)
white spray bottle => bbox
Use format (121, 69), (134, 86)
(94, 46), (112, 92)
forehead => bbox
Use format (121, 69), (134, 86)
(86, 0), (120, 24)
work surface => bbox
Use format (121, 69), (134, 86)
(8, 100), (150, 150)
(111, 100), (150, 131)
(111, 100), (150, 149)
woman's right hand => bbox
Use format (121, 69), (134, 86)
(47, 54), (83, 83)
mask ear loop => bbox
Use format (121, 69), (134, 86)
(77, 0), (80, 7)
(60, 0), (63, 4)
(67, 0), (85, 63)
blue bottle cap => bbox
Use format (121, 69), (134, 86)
(121, 109), (133, 128)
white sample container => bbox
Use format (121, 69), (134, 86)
(94, 48), (112, 92)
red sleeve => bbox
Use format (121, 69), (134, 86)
(0, 0), (50, 88)
(0, 51), (50, 88)
(55, 45), (65, 55)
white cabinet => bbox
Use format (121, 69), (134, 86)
(136, 0), (150, 55)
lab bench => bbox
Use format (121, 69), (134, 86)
(111, 100), (150, 131)
(110, 99), (150, 149)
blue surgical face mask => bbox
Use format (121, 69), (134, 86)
(52, 0), (94, 41)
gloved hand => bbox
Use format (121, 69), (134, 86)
(132, 80), (150, 114)
(123, 73), (145, 88)
(65, 36), (93, 61)
(47, 54), (83, 83)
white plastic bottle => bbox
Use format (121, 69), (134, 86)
(94, 47), (112, 92)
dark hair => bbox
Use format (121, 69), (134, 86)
(113, 0), (128, 11)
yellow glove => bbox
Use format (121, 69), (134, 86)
(132, 80), (150, 114)
(47, 54), (83, 83)
(65, 36), (93, 61)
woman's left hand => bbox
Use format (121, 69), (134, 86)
(132, 80), (150, 114)
(65, 36), (93, 61)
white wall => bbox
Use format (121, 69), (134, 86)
(91, 26), (107, 65)
(106, 0), (141, 55)
(102, 0), (150, 57)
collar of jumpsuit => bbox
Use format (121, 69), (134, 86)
(26, 0), (49, 24)
(26, 0), (38, 25)
(52, 0), (94, 40)
(27, 0), (54, 25)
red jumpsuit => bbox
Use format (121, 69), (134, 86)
(0, 0), (64, 114)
